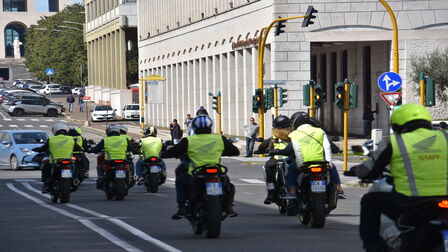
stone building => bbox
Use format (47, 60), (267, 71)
(138, 0), (448, 137)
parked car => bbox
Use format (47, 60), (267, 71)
(122, 104), (139, 120)
(0, 89), (36, 103)
(60, 86), (72, 94)
(38, 84), (62, 94)
(91, 105), (116, 122)
(27, 85), (44, 92)
(0, 130), (49, 170)
(6, 97), (63, 117)
(22, 81), (42, 89)
(72, 87), (82, 96)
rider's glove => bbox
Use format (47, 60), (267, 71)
(343, 168), (356, 177)
(268, 149), (280, 156)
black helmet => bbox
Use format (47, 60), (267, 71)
(196, 106), (209, 116)
(106, 125), (120, 136)
(273, 115), (292, 129)
(291, 112), (311, 129)
(144, 126), (157, 136)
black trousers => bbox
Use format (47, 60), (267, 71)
(265, 158), (278, 184)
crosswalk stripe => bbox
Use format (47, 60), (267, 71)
(24, 125), (33, 128)
(31, 119), (39, 121)
(17, 118), (25, 121)
(9, 125), (18, 127)
(0, 125), (2, 127)
(46, 119), (54, 122)
(40, 125), (48, 128)
(239, 179), (265, 184)
(59, 120), (67, 122)
(4, 118), (11, 121)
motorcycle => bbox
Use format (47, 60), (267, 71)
(296, 161), (337, 228)
(142, 156), (166, 193)
(187, 164), (230, 239)
(99, 155), (132, 201)
(364, 176), (448, 251)
(260, 156), (289, 215)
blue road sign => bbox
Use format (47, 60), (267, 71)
(46, 68), (55, 76)
(378, 72), (402, 92)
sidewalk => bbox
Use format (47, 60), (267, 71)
(58, 97), (369, 159)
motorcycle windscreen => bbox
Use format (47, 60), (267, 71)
(61, 169), (73, 178)
(310, 180), (326, 192)
(115, 170), (126, 178)
(206, 182), (222, 195)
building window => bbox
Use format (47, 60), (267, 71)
(0, 68), (10, 81)
(3, 0), (27, 12)
(35, 0), (58, 12)
(4, 23), (26, 58)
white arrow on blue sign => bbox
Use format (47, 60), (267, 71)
(377, 72), (402, 92)
(46, 68), (55, 76)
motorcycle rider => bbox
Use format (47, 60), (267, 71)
(33, 123), (82, 193)
(269, 112), (334, 214)
(88, 125), (135, 188)
(162, 115), (240, 219)
(68, 127), (90, 178)
(117, 124), (137, 180)
(344, 104), (448, 252)
(135, 126), (167, 184)
(256, 115), (293, 204)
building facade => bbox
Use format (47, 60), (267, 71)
(138, 0), (448, 137)
(0, 0), (71, 83)
(84, 0), (137, 112)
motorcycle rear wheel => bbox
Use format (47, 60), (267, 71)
(148, 173), (160, 193)
(310, 196), (326, 228)
(114, 179), (127, 201)
(59, 179), (71, 203)
(204, 196), (222, 239)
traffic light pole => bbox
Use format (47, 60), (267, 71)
(217, 92), (222, 135)
(139, 78), (145, 130)
(343, 80), (350, 172)
(309, 83), (315, 118)
(379, 0), (399, 73)
(273, 84), (278, 117)
(258, 15), (307, 140)
(420, 72), (425, 106)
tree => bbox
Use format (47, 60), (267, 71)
(25, 4), (86, 87)
(410, 47), (448, 102)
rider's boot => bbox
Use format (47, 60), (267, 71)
(264, 190), (276, 204)
(223, 192), (238, 217)
(41, 181), (50, 194)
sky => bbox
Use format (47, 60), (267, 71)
(35, 0), (82, 12)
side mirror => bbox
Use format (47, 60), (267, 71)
(87, 139), (95, 145)
(2, 141), (10, 146)
(164, 140), (174, 146)
(228, 137), (240, 143)
(114, 109), (117, 112)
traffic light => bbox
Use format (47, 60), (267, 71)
(349, 83), (358, 109)
(425, 77), (435, 107)
(211, 92), (221, 113)
(302, 5), (318, 27)
(303, 84), (310, 106)
(335, 82), (345, 109)
(275, 19), (287, 36)
(279, 87), (288, 107)
(314, 84), (323, 108)
(265, 87), (274, 109)
(252, 88), (263, 113)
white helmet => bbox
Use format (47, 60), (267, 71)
(52, 122), (69, 135)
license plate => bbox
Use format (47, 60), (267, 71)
(311, 180), (326, 192)
(115, 170), (126, 178)
(150, 165), (161, 173)
(61, 169), (72, 178)
(206, 182), (222, 195)
(443, 230), (448, 252)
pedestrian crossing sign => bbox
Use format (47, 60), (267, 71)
(46, 68), (55, 76)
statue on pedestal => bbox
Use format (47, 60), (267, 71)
(13, 37), (23, 59)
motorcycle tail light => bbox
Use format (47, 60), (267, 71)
(71, 157), (77, 160)
(206, 168), (218, 174)
(208, 178), (219, 182)
(150, 157), (157, 162)
(438, 200), (448, 209)
(310, 167), (322, 173)
(61, 160), (70, 164)
(114, 160), (124, 163)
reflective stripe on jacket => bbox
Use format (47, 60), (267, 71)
(141, 136), (163, 159)
(104, 135), (128, 160)
(187, 134), (224, 175)
(390, 128), (448, 196)
(49, 135), (75, 164)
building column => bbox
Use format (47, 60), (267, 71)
(118, 28), (126, 90)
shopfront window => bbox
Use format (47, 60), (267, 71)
(3, 0), (27, 12)
(4, 23), (26, 58)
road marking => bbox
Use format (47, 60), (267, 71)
(239, 179), (265, 184)
(23, 183), (181, 252)
(0, 111), (8, 120)
(40, 125), (48, 128)
(14, 179), (38, 182)
(17, 118), (25, 121)
(7, 183), (142, 252)
(4, 118), (12, 121)
(167, 178), (175, 182)
(46, 119), (54, 122)
(0, 125), (2, 127)
(31, 119), (39, 121)
(59, 120), (67, 122)
(9, 125), (18, 128)
(24, 125), (33, 128)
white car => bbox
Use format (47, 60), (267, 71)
(72, 87), (83, 96)
(38, 84), (62, 94)
(91, 105), (116, 122)
(122, 104), (139, 120)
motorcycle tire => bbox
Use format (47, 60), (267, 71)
(148, 173), (160, 193)
(114, 179), (127, 201)
(299, 211), (310, 225)
(278, 206), (287, 215)
(204, 196), (222, 239)
(310, 195), (326, 228)
(59, 179), (71, 203)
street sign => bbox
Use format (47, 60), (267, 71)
(46, 68), (55, 76)
(263, 80), (286, 85)
(82, 96), (91, 101)
(379, 92), (402, 109)
(145, 81), (158, 85)
(378, 72), (402, 92)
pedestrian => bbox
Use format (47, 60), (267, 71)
(78, 95), (84, 112)
(170, 119), (183, 144)
(184, 114), (193, 136)
(66, 94), (75, 113)
(363, 104), (376, 138)
(439, 121), (447, 130)
(243, 117), (259, 157)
